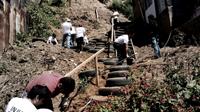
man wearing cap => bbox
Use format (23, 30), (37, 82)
(111, 11), (119, 30)
(61, 18), (72, 48)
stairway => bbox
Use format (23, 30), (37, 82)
(77, 22), (135, 97)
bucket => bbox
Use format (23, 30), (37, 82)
(126, 57), (134, 65)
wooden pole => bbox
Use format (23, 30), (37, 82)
(95, 56), (99, 86)
(95, 8), (99, 22)
(107, 18), (114, 58)
(65, 48), (105, 77)
(111, 18), (114, 43)
(130, 39), (137, 60)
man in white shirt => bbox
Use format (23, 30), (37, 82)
(113, 32), (132, 65)
(111, 11), (119, 30)
(6, 85), (53, 112)
(76, 24), (86, 53)
(47, 33), (58, 45)
(61, 18), (72, 48)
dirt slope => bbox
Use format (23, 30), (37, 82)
(1, 0), (199, 112)
(0, 0), (128, 111)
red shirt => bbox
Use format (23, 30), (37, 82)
(26, 71), (63, 97)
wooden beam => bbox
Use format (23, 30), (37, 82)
(65, 48), (105, 77)
(130, 39), (137, 60)
(95, 56), (99, 86)
(111, 18), (114, 43)
(95, 8), (99, 22)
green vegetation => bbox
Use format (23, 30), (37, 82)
(88, 97), (127, 112)
(126, 55), (200, 111)
(26, 1), (60, 38)
(87, 53), (200, 111)
(110, 0), (134, 20)
(16, 1), (61, 44)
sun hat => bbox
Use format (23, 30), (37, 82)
(112, 11), (119, 16)
(66, 18), (71, 22)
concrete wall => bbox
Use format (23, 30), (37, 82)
(0, 0), (26, 53)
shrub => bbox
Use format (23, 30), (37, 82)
(26, 1), (60, 38)
(110, 0), (134, 20)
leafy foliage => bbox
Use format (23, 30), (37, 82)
(88, 97), (127, 112)
(26, 1), (60, 38)
(125, 53), (200, 112)
(110, 0), (134, 20)
(15, 32), (30, 46)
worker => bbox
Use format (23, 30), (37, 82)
(24, 71), (75, 110)
(6, 85), (52, 112)
(47, 33), (58, 45)
(75, 24), (86, 53)
(147, 15), (161, 58)
(113, 31), (133, 65)
(62, 18), (72, 48)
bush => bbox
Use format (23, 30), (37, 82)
(16, 32), (29, 42)
(110, 0), (134, 20)
(26, 1), (60, 38)
(125, 54), (200, 112)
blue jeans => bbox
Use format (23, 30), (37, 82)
(62, 33), (72, 48)
(152, 36), (161, 58)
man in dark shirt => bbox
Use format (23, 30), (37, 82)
(147, 15), (161, 58)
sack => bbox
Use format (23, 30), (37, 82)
(84, 36), (89, 45)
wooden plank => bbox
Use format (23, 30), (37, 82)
(65, 48), (105, 77)
(95, 56), (99, 86)
(95, 8), (99, 22)
(130, 39), (137, 60)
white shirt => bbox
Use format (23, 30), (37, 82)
(71, 26), (76, 34)
(6, 97), (37, 112)
(76, 27), (86, 38)
(47, 36), (58, 44)
(114, 34), (129, 44)
(62, 21), (72, 34)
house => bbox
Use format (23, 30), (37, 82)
(0, 0), (27, 53)
(132, 0), (200, 46)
